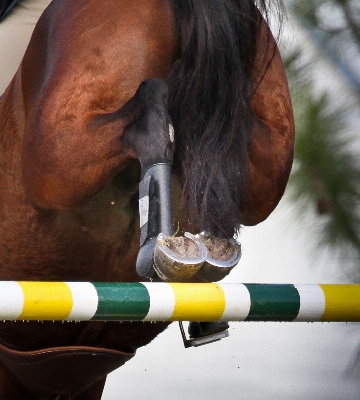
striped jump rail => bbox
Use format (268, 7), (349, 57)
(0, 282), (359, 322)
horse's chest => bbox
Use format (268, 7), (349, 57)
(0, 166), (141, 282)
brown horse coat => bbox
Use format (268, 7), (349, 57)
(0, 0), (294, 398)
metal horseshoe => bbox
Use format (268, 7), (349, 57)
(153, 232), (208, 282)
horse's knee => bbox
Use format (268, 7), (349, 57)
(123, 78), (174, 172)
(137, 78), (169, 105)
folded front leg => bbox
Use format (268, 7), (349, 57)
(123, 79), (174, 174)
(122, 79), (175, 278)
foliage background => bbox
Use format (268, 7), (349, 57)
(282, 0), (360, 278)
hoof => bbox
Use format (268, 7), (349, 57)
(153, 232), (207, 282)
(193, 232), (242, 282)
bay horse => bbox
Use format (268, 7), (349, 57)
(0, 0), (294, 398)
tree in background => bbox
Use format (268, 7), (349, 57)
(282, 0), (360, 276)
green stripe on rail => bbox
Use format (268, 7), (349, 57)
(92, 282), (150, 321)
(245, 284), (301, 321)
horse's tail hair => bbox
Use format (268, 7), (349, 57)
(167, 0), (283, 236)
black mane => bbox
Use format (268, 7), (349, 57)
(167, 0), (283, 237)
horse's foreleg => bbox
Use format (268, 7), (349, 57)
(122, 79), (175, 278)
(122, 79), (174, 175)
(121, 80), (233, 343)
